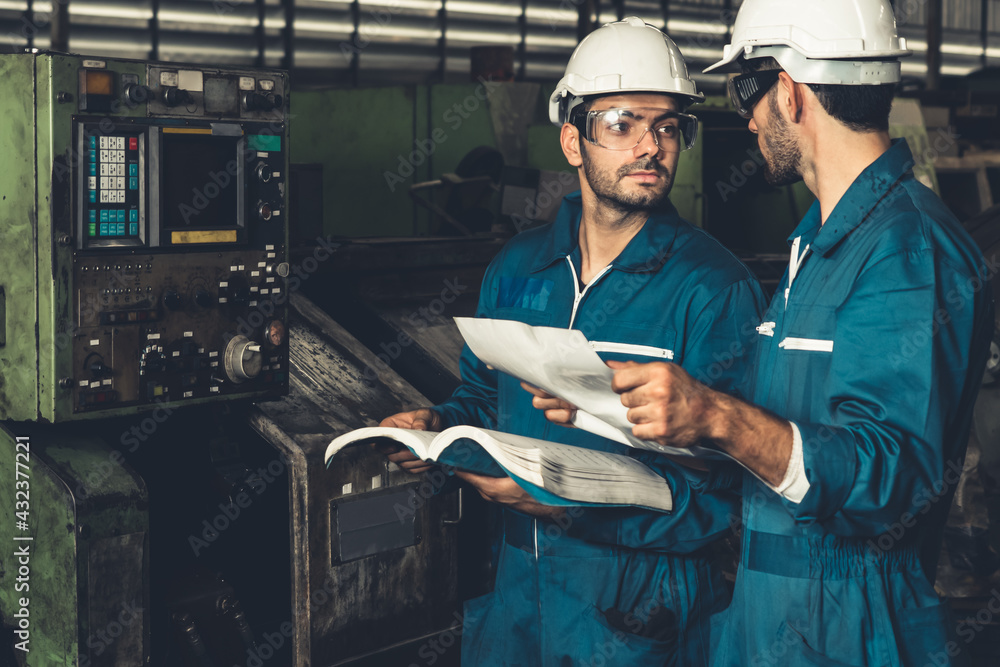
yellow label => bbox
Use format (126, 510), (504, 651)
(171, 230), (238, 244)
(162, 127), (214, 135)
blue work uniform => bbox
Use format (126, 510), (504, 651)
(712, 140), (995, 666)
(434, 191), (768, 666)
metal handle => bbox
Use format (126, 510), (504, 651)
(442, 487), (463, 526)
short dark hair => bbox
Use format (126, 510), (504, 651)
(741, 57), (896, 133)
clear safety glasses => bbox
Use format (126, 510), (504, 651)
(572, 107), (699, 152)
(728, 69), (782, 119)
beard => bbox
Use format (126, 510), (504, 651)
(581, 145), (674, 213)
(760, 94), (803, 187)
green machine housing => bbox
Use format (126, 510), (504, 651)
(0, 53), (291, 422)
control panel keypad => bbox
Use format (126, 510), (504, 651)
(85, 133), (141, 239)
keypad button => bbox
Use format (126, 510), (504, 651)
(89, 210), (97, 223)
(100, 210), (109, 223)
(129, 222), (138, 236)
(129, 209), (138, 223)
(100, 223), (109, 235)
(89, 223), (97, 236)
(89, 190), (97, 203)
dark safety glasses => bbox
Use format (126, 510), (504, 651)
(728, 69), (782, 119)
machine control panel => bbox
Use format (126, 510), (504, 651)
(72, 250), (288, 411)
(0, 54), (291, 422)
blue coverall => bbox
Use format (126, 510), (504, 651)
(712, 140), (995, 667)
(433, 191), (768, 666)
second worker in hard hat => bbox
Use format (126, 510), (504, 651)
(373, 16), (767, 666)
(539, 2), (993, 665)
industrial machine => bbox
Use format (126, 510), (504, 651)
(0, 52), (291, 666)
(0, 53), (290, 423)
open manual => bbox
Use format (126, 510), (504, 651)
(324, 426), (674, 512)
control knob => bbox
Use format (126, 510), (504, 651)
(255, 162), (273, 184)
(194, 289), (214, 308)
(163, 290), (182, 310)
(264, 319), (287, 347)
(242, 92), (282, 112)
(223, 335), (262, 384)
(162, 87), (192, 107)
(265, 263), (290, 278)
(124, 83), (151, 105)
(257, 202), (274, 222)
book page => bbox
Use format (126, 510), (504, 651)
(324, 426), (439, 463)
(454, 317), (724, 459)
(433, 425), (673, 512)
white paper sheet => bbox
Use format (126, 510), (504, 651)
(455, 317), (725, 459)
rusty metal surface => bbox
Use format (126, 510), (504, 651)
(250, 292), (462, 666)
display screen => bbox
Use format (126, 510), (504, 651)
(161, 133), (241, 230)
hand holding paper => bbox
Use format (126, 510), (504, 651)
(455, 317), (726, 459)
(521, 381), (577, 426)
(372, 408), (442, 474)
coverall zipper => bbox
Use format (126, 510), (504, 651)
(532, 255), (615, 657)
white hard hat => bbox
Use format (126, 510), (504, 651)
(704, 0), (912, 85)
(549, 16), (704, 126)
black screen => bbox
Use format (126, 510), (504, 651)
(161, 134), (240, 229)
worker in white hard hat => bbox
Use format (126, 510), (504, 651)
(545, 1), (994, 664)
(374, 16), (767, 666)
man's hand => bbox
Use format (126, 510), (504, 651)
(610, 360), (793, 484)
(609, 360), (716, 448)
(371, 408), (442, 475)
(455, 470), (565, 520)
(521, 382), (577, 427)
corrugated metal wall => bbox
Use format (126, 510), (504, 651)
(0, 0), (996, 86)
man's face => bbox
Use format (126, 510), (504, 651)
(579, 94), (682, 213)
(750, 89), (803, 187)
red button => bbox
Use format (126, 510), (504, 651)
(129, 137), (138, 151)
